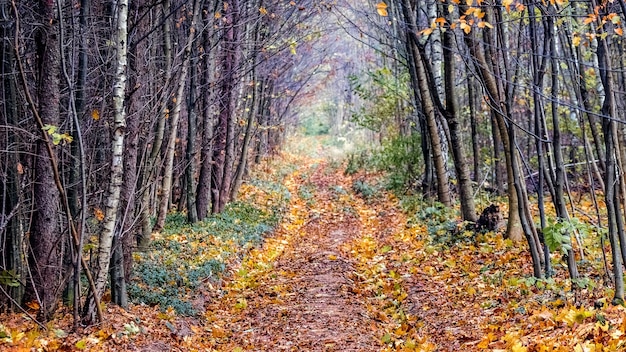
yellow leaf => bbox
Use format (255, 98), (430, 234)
(259, 6), (268, 15)
(502, 0), (513, 11)
(562, 306), (593, 326)
(420, 27), (434, 36)
(91, 109), (100, 121)
(461, 22), (471, 34)
(572, 35), (581, 46)
(477, 332), (497, 348)
(376, 2), (388, 16)
(234, 297), (247, 310)
(214, 11), (222, 19)
(511, 341), (528, 352)
(75, 339), (87, 349)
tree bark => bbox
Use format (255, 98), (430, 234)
(212, 0), (241, 213)
(186, 51), (199, 223)
(28, 0), (63, 320)
(89, 0), (129, 320)
(400, 0), (451, 207)
(441, 4), (476, 222)
(460, 10), (523, 241)
(155, 0), (201, 227)
(140, 0), (173, 238)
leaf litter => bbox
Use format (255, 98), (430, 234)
(2, 147), (626, 351)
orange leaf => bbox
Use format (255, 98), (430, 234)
(376, 2), (388, 16)
(26, 301), (40, 310)
(94, 207), (105, 221)
(91, 109), (100, 121)
(420, 27), (434, 36)
(615, 27), (624, 35)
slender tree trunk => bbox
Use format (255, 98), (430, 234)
(460, 7), (524, 242)
(155, 0), (200, 229)
(400, 0), (451, 206)
(186, 52), (199, 223)
(441, 4), (476, 221)
(88, 0), (129, 321)
(212, 0), (241, 213)
(139, 0), (173, 238)
(596, 16), (625, 303)
(527, 0), (551, 275)
(468, 76), (480, 183)
(1, 13), (25, 308)
(546, 13), (578, 279)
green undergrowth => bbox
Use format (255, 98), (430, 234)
(130, 179), (291, 316)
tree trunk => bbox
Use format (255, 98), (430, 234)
(441, 4), (476, 222)
(399, 0), (451, 207)
(468, 76), (480, 183)
(212, 0), (241, 213)
(596, 14), (624, 303)
(460, 10), (523, 242)
(88, 0), (129, 321)
(186, 51), (199, 223)
(1, 16), (25, 309)
(155, 0), (200, 229)
(28, 0), (63, 320)
(140, 0), (173, 238)
(546, 13), (578, 279)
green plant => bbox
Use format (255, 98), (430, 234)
(373, 134), (422, 193)
(352, 179), (377, 199)
(415, 203), (464, 246)
(542, 217), (588, 255)
(130, 180), (290, 315)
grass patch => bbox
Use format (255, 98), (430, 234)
(130, 179), (291, 315)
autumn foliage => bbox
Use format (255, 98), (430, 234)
(1, 138), (626, 351)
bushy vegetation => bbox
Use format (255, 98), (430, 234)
(130, 180), (290, 315)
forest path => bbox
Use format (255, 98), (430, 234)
(205, 160), (407, 351)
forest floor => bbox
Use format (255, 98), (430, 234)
(3, 138), (626, 351)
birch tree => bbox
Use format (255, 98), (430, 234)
(88, 0), (128, 321)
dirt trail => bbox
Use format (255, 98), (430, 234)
(206, 162), (388, 351)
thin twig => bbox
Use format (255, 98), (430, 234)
(0, 284), (47, 330)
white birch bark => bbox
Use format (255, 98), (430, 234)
(94, 0), (128, 300)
